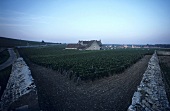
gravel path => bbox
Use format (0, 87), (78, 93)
(27, 55), (151, 111)
(0, 48), (17, 70)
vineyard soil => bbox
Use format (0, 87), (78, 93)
(26, 55), (151, 111)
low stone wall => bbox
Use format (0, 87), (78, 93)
(128, 52), (170, 111)
(157, 51), (170, 56)
(0, 57), (36, 110)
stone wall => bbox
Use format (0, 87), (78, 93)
(128, 52), (170, 111)
(157, 51), (170, 56)
(0, 57), (36, 110)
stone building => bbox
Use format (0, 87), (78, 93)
(66, 40), (102, 50)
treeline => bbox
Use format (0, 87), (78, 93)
(0, 37), (61, 48)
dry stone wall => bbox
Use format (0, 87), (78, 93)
(128, 52), (170, 111)
(0, 57), (36, 110)
(157, 51), (170, 56)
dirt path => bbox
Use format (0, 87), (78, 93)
(27, 55), (151, 111)
(0, 48), (17, 70)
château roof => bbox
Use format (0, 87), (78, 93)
(66, 44), (86, 49)
(66, 40), (102, 49)
(66, 44), (81, 48)
(79, 40), (102, 46)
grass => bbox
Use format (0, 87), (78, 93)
(0, 49), (10, 65)
(14, 48), (20, 58)
(159, 56), (170, 102)
(160, 63), (170, 88)
(0, 65), (12, 98)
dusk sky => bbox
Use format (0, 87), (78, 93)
(0, 0), (170, 44)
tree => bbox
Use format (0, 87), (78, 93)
(42, 40), (45, 44)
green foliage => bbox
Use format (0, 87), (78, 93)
(0, 49), (10, 64)
(19, 46), (154, 81)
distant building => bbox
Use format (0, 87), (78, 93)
(65, 44), (83, 50)
(66, 40), (102, 50)
(132, 45), (141, 48)
(123, 44), (128, 48)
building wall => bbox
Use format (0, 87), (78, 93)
(86, 41), (101, 50)
(65, 48), (77, 49)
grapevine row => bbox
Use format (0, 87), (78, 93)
(19, 46), (154, 81)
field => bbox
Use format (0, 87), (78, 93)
(19, 46), (154, 82)
(0, 37), (60, 48)
(5, 44), (168, 110)
(0, 66), (12, 98)
(18, 46), (153, 110)
(0, 37), (45, 47)
(159, 55), (170, 102)
(0, 49), (9, 64)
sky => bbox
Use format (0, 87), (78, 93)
(0, 0), (170, 44)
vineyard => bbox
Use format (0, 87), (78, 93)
(19, 46), (154, 81)
(0, 49), (10, 65)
